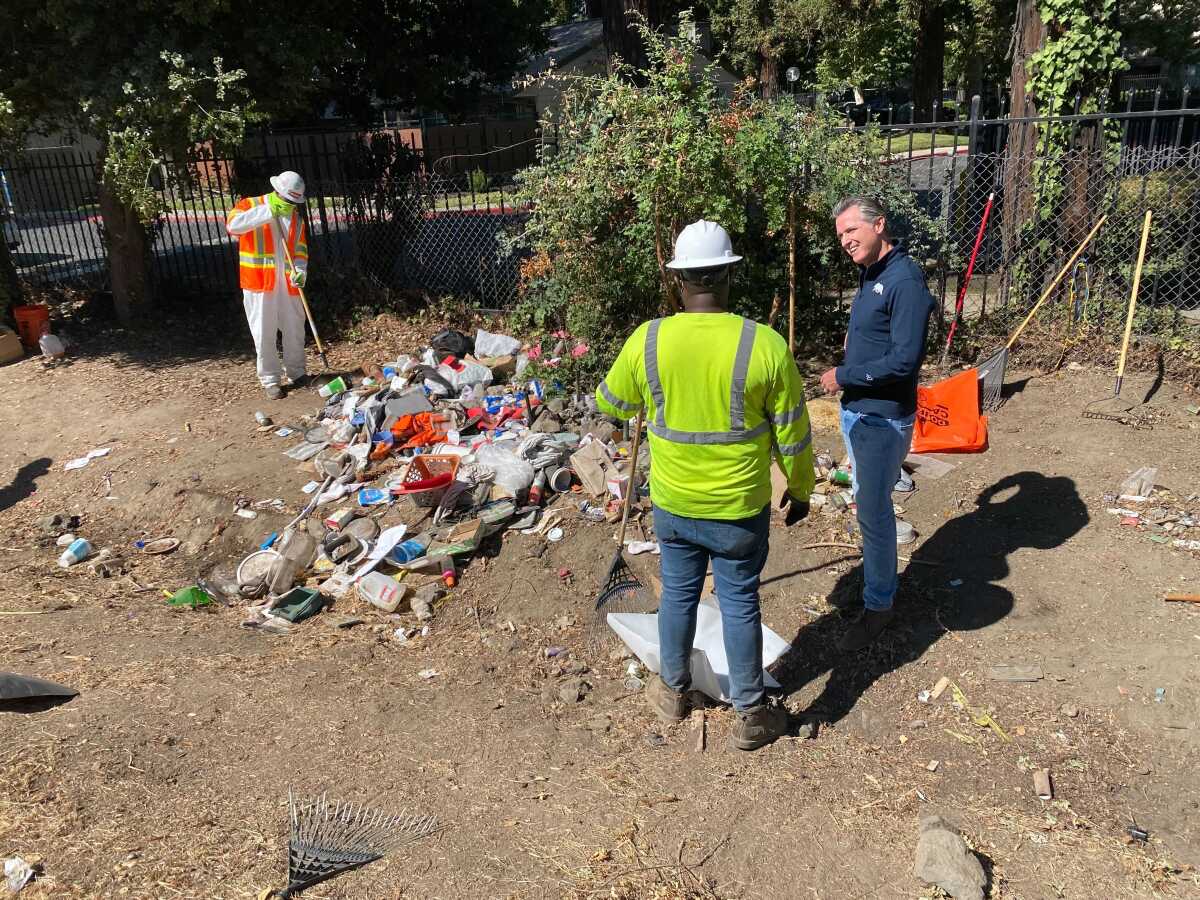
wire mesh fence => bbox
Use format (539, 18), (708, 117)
(3, 105), (1200, 329)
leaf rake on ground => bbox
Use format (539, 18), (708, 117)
(261, 789), (439, 898)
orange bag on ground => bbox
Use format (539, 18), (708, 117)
(912, 368), (988, 453)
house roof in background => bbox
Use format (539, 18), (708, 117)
(523, 18), (604, 79)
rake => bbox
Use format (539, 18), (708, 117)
(940, 191), (994, 366)
(593, 406), (655, 625)
(977, 215), (1107, 410)
(260, 789), (439, 898)
(1084, 210), (1153, 427)
(275, 215), (331, 372)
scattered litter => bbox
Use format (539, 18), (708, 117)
(949, 682), (1010, 742)
(63, 447), (111, 471)
(546, 526), (565, 543)
(141, 537), (180, 555)
(1033, 768), (1054, 800)
(235, 508), (258, 520)
(948, 578), (963, 588)
(1126, 824), (1150, 843)
(55, 533), (76, 547)
(926, 760), (940, 772)
(931, 676), (951, 700)
(917, 690), (932, 703)
(166, 586), (214, 609)
(301, 480), (321, 494)
(1155, 687), (1166, 703)
(904, 453), (956, 480)
(4, 856), (34, 893)
(624, 540), (660, 555)
(418, 669), (438, 680)
(57, 538), (91, 568)
(274, 427), (295, 438)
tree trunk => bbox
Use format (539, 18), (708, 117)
(97, 178), (152, 326)
(601, 0), (666, 75)
(1001, 0), (1047, 284)
(758, 50), (778, 100)
(585, 0), (603, 17)
(0, 236), (21, 328)
(912, 1), (946, 122)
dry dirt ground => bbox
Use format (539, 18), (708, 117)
(0, 320), (1198, 900)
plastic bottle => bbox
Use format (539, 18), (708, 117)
(388, 531), (431, 565)
(58, 538), (92, 568)
(528, 469), (547, 506)
(357, 571), (408, 613)
(39, 332), (65, 360)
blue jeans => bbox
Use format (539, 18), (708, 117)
(840, 407), (915, 611)
(653, 504), (771, 711)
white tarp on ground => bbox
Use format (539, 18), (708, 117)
(608, 604), (791, 703)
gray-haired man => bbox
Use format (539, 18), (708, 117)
(820, 196), (936, 651)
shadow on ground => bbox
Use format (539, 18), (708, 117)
(0, 458), (52, 515)
(772, 471), (1089, 724)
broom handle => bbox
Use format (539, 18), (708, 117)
(615, 406), (646, 549)
(274, 215), (328, 358)
(1115, 210), (1152, 395)
(1006, 215), (1107, 350)
(942, 192), (994, 362)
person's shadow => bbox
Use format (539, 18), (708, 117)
(772, 471), (1089, 726)
(0, 458), (52, 515)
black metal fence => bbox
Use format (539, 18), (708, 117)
(5, 99), (1200, 328)
(1, 126), (555, 309)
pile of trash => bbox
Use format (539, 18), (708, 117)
(202, 328), (651, 634)
(810, 452), (918, 545)
(1104, 465), (1200, 553)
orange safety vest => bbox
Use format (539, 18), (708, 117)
(227, 194), (308, 294)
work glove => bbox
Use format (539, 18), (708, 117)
(779, 491), (810, 526)
(289, 269), (307, 289)
(267, 191), (294, 218)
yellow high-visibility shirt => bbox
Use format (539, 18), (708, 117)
(596, 312), (815, 521)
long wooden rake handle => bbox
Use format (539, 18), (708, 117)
(1006, 215), (1107, 350)
(615, 406), (646, 549)
(1115, 210), (1152, 395)
(274, 215), (329, 363)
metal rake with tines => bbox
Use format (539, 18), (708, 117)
(593, 407), (656, 626)
(262, 790), (439, 898)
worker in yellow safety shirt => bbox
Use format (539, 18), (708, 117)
(225, 171), (309, 399)
(595, 220), (815, 751)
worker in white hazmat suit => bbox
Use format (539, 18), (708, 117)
(225, 171), (309, 399)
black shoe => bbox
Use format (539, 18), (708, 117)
(838, 608), (895, 652)
(264, 384), (284, 401)
(289, 375), (310, 391)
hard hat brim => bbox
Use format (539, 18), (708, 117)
(665, 254), (742, 269)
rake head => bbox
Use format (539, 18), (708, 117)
(275, 790), (439, 898)
(976, 346), (1008, 412)
(1082, 394), (1154, 429)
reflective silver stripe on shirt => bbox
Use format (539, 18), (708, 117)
(770, 400), (808, 427)
(598, 379), (640, 412)
(775, 430), (813, 456)
(649, 421), (770, 445)
(643, 318), (667, 428)
(728, 317), (757, 430)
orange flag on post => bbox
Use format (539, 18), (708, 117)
(912, 368), (989, 454)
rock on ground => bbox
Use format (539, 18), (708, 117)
(913, 814), (987, 900)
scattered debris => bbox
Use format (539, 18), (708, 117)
(988, 663), (1044, 682)
(4, 856), (34, 894)
(1033, 768), (1054, 800)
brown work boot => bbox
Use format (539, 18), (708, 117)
(646, 676), (690, 723)
(837, 608), (895, 652)
(730, 703), (789, 751)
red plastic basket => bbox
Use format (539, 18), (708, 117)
(391, 455), (460, 508)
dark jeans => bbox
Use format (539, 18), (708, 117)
(653, 504), (771, 711)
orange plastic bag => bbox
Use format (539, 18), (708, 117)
(912, 368), (988, 453)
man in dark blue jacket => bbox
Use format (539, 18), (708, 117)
(820, 196), (936, 651)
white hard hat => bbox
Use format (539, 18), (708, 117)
(665, 219), (742, 269)
(269, 170), (306, 204)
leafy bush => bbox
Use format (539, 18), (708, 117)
(469, 167), (489, 194)
(510, 13), (948, 376)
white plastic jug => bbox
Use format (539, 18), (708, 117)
(357, 571), (407, 613)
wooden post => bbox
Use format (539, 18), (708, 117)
(788, 192), (796, 353)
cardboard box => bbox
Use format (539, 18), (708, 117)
(0, 326), (23, 364)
